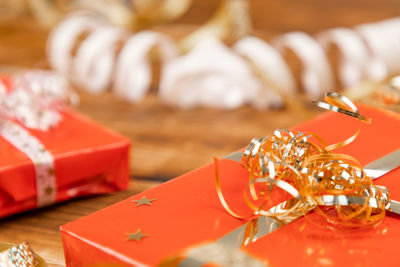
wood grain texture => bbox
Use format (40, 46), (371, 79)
(1, 0), (400, 265)
(77, 91), (319, 180)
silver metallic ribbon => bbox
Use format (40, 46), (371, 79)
(179, 217), (278, 267)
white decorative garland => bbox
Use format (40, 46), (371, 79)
(47, 13), (400, 109)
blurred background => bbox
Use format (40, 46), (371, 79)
(3, 0), (400, 67)
(2, 1), (400, 264)
(1, 0), (399, 179)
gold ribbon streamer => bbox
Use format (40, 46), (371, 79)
(179, 0), (251, 52)
(313, 91), (371, 151)
(216, 92), (394, 230)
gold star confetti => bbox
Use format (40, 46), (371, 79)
(44, 186), (54, 196)
(126, 229), (148, 242)
(48, 168), (55, 176)
(132, 196), (156, 207)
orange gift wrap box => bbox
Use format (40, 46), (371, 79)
(60, 105), (400, 267)
(0, 108), (130, 218)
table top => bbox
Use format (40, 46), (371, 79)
(1, 0), (399, 265)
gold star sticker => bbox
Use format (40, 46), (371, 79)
(126, 229), (148, 242)
(132, 196), (156, 207)
(48, 168), (55, 176)
(44, 186), (54, 196)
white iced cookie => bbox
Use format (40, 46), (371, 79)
(113, 31), (178, 103)
(159, 38), (283, 110)
(272, 31), (334, 98)
(47, 12), (105, 78)
(233, 36), (296, 95)
(73, 26), (128, 93)
(317, 28), (373, 88)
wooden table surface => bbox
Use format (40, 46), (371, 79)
(1, 0), (400, 265)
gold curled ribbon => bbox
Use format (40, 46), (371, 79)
(179, 0), (251, 52)
(313, 91), (371, 151)
(216, 92), (392, 228)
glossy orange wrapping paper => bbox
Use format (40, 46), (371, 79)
(61, 105), (400, 267)
(0, 109), (130, 218)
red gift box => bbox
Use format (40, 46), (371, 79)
(61, 105), (400, 267)
(0, 107), (130, 218)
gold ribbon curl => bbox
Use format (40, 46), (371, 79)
(216, 92), (391, 228)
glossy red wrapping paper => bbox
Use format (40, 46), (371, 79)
(0, 109), (130, 218)
(61, 105), (400, 266)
